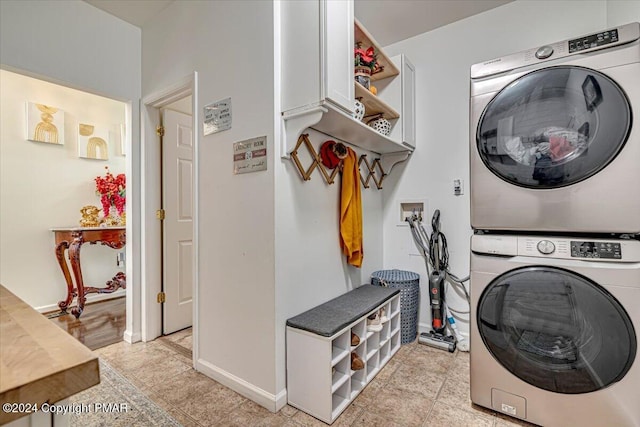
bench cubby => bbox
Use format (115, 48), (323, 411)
(286, 285), (401, 424)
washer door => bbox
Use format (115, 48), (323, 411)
(476, 66), (631, 188)
(477, 266), (636, 394)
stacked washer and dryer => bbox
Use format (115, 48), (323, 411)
(468, 23), (640, 426)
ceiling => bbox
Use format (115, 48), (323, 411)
(84, 0), (512, 46)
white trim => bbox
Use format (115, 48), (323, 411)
(123, 330), (141, 344)
(196, 358), (282, 413)
(35, 290), (126, 314)
(275, 388), (288, 412)
(141, 73), (198, 350)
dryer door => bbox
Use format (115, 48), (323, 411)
(476, 66), (631, 189)
(477, 266), (636, 394)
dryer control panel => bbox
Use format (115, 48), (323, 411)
(571, 241), (622, 259)
(569, 29), (619, 53)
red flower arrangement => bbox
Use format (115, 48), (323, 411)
(95, 167), (126, 217)
(354, 43), (377, 71)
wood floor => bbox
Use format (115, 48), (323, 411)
(47, 297), (126, 350)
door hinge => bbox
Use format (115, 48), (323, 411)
(156, 125), (165, 137)
(156, 209), (165, 220)
(157, 292), (166, 303)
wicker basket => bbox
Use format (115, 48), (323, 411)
(371, 269), (420, 344)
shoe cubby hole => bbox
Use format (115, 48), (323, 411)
(366, 353), (379, 382)
(390, 297), (400, 317)
(391, 330), (401, 354)
(351, 320), (366, 349)
(390, 313), (400, 333)
(380, 321), (390, 343)
(331, 381), (350, 416)
(380, 340), (391, 365)
(350, 370), (366, 398)
(366, 332), (379, 361)
(381, 302), (391, 323)
(331, 331), (350, 367)
(331, 355), (350, 393)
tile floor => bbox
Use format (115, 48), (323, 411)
(95, 329), (535, 427)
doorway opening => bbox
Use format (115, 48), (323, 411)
(0, 68), (130, 349)
(141, 73), (198, 361)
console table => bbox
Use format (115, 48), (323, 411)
(51, 226), (126, 318)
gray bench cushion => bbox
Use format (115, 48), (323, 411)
(286, 285), (400, 337)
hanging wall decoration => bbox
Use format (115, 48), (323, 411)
(78, 123), (109, 160)
(26, 102), (65, 145)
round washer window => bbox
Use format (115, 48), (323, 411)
(476, 66), (631, 188)
(477, 266), (636, 394)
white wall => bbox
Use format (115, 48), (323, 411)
(274, 128), (385, 394)
(142, 0), (278, 404)
(381, 0), (608, 339)
(0, 0), (141, 337)
(0, 70), (127, 310)
(607, 0), (640, 26)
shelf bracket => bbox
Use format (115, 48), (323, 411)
(281, 106), (328, 159)
(379, 151), (412, 176)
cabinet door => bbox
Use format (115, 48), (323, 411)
(401, 56), (416, 148)
(321, 0), (354, 113)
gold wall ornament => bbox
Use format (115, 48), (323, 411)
(78, 123), (109, 160)
(79, 205), (103, 227)
(87, 137), (108, 160)
(27, 102), (64, 144)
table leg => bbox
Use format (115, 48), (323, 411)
(55, 241), (75, 312)
(68, 234), (86, 319)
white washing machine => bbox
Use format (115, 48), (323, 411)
(470, 233), (639, 426)
(470, 22), (640, 234)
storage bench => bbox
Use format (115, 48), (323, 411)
(286, 285), (401, 424)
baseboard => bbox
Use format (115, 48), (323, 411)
(123, 329), (141, 343)
(275, 388), (288, 412)
(196, 358), (283, 413)
(35, 289), (126, 313)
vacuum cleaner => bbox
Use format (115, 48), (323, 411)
(407, 209), (469, 352)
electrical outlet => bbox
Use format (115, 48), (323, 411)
(454, 179), (464, 196)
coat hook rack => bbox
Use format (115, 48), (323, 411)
(290, 134), (398, 190)
(358, 154), (386, 190)
(290, 134), (341, 185)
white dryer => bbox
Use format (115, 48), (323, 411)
(470, 22), (640, 234)
(470, 233), (639, 426)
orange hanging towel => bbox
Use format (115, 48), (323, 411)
(340, 147), (363, 267)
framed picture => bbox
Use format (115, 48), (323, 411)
(119, 124), (126, 156)
(26, 102), (65, 144)
(78, 123), (109, 160)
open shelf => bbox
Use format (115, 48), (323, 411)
(355, 18), (400, 81)
(355, 82), (400, 120)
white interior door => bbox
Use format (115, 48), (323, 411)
(162, 109), (193, 334)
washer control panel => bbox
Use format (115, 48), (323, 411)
(569, 29), (618, 53)
(571, 241), (622, 259)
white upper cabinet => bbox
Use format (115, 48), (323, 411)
(281, 0), (354, 114)
(280, 0), (415, 158)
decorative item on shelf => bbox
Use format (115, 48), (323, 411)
(354, 43), (377, 90)
(79, 205), (103, 227)
(353, 98), (366, 122)
(369, 85), (377, 95)
(95, 166), (126, 226)
(367, 114), (391, 136)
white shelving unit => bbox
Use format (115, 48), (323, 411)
(280, 0), (415, 166)
(287, 294), (401, 424)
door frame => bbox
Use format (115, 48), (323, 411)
(141, 73), (199, 362)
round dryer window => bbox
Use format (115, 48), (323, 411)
(477, 266), (636, 394)
(476, 66), (631, 188)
